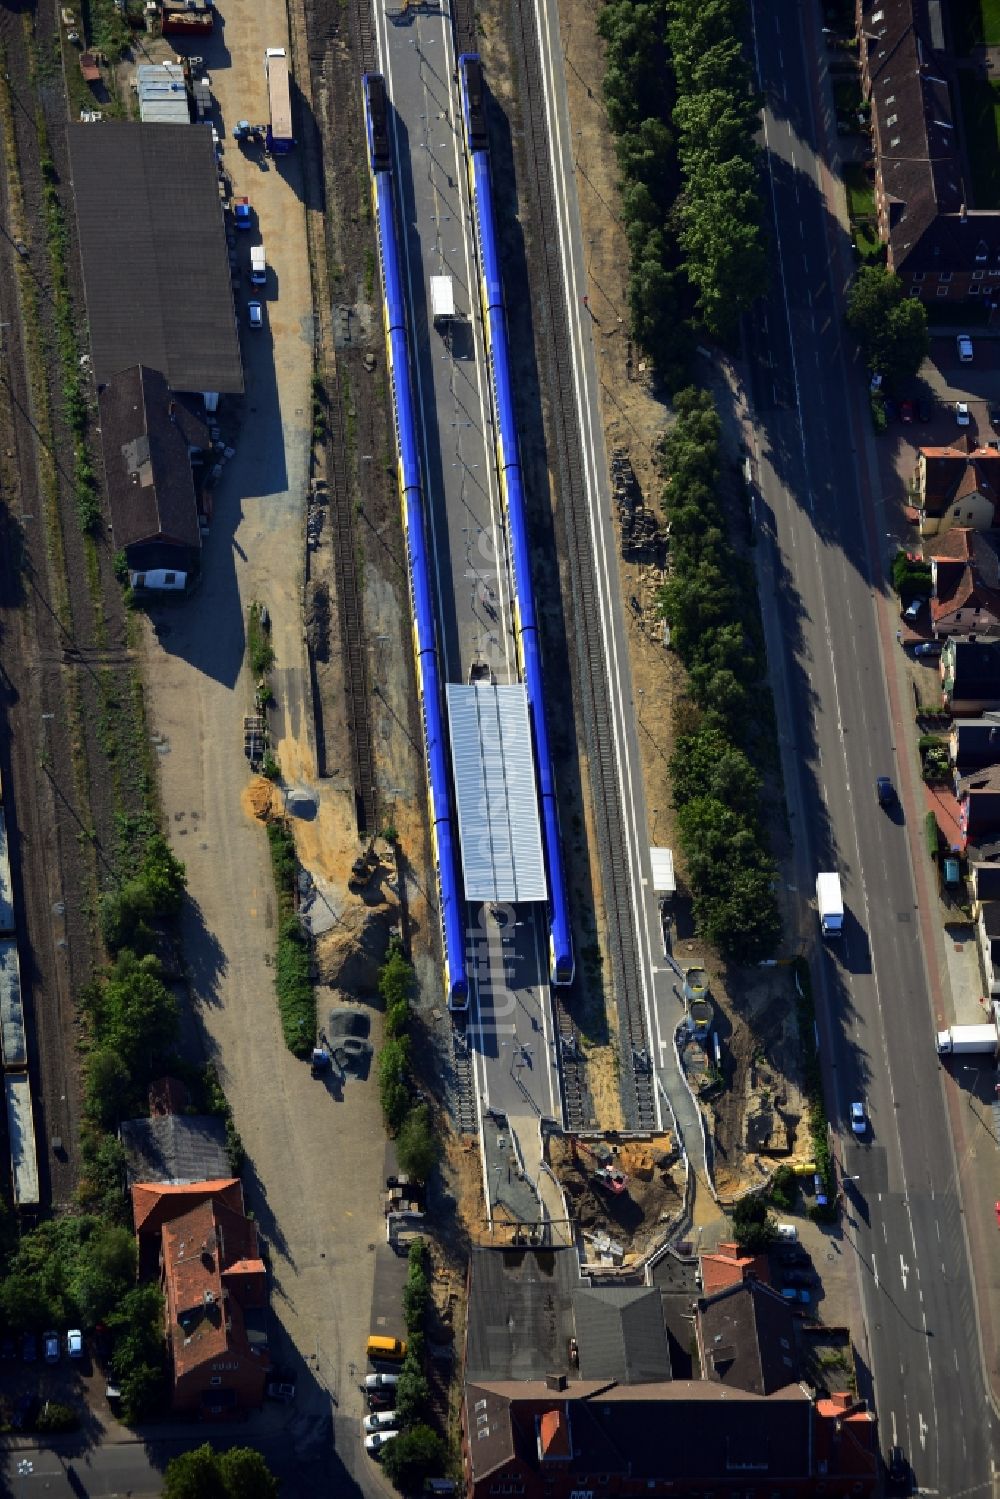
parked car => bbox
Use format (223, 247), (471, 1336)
(365, 1372), (399, 1390)
(66, 1329), (83, 1360)
(365, 1431), (399, 1458)
(248, 300), (263, 329)
(364, 1409), (400, 1433)
(683, 965), (708, 1000)
(233, 195), (252, 229)
(955, 400), (971, 427)
(887, 1445), (910, 1493)
(851, 1101), (867, 1136)
(21, 1333), (37, 1364)
(0, 1334), (15, 1360)
(870, 371), (883, 391)
(266, 1380), (296, 1403)
(776, 1244), (810, 1265)
(903, 597), (926, 623)
(914, 640), (943, 658)
(899, 399), (914, 424)
(917, 397), (932, 423)
(368, 1389), (396, 1412)
(957, 333), (974, 363)
(883, 397), (898, 422)
(782, 1269), (815, 1287)
(43, 1331), (60, 1364)
(876, 775), (894, 807)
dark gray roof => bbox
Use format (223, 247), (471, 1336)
(465, 1248), (582, 1383)
(697, 1281), (798, 1396)
(952, 717), (1000, 773)
(945, 640), (1000, 698)
(572, 1285), (671, 1383)
(980, 901), (1000, 938)
(99, 365), (205, 555)
(973, 863), (1000, 900)
(120, 1113), (229, 1185)
(67, 122), (243, 394)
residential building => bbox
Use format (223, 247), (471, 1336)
(912, 439), (1000, 538)
(949, 715), (1000, 775)
(698, 1240), (770, 1297)
(695, 1280), (797, 1397)
(958, 765), (1000, 847)
(99, 365), (208, 583)
(971, 863), (1000, 902)
(973, 897), (1000, 996)
(941, 638), (1000, 712)
(857, 0), (1000, 301)
(930, 529), (1000, 638)
(131, 1178), (269, 1415)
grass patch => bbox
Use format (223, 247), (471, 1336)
(956, 71), (1000, 208)
(247, 601), (275, 681)
(843, 162), (874, 221)
(951, 0), (1000, 53)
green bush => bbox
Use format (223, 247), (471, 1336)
(36, 1402), (78, 1433)
(163, 1443), (280, 1499)
(107, 1284), (168, 1424)
(730, 1193), (777, 1252)
(768, 1163), (797, 1211)
(396, 1351), (432, 1424)
(925, 810), (941, 861)
(379, 945), (415, 1010)
(378, 1035), (411, 1133)
(275, 916), (315, 1057)
(396, 1102), (439, 1184)
(247, 601), (275, 681)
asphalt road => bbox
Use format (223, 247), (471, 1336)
(748, 0), (998, 1488)
(373, 6), (562, 1156)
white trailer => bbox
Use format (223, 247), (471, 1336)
(5, 1074), (39, 1208)
(816, 872), (844, 937)
(936, 1023), (999, 1057)
(250, 244), (266, 285)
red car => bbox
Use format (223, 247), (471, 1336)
(900, 400), (914, 424)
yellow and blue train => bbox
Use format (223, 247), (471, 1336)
(363, 72), (469, 1011)
(457, 53), (575, 987)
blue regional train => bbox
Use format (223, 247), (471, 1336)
(363, 73), (469, 1011)
(457, 53), (575, 987)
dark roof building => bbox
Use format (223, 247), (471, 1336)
(465, 1249), (582, 1384)
(949, 716), (1000, 774)
(942, 638), (1000, 711)
(572, 1286), (671, 1384)
(67, 122), (243, 395)
(930, 529), (1000, 637)
(99, 365), (208, 577)
(120, 1112), (230, 1187)
(695, 1280), (798, 1397)
(972, 863), (1000, 900)
(857, 0), (1000, 300)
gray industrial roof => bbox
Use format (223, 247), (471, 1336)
(120, 1113), (230, 1185)
(136, 63), (191, 124)
(67, 122), (243, 394)
(465, 1248), (583, 1383)
(5, 1076), (38, 1207)
(445, 685), (547, 903)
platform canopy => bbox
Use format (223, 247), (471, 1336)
(445, 684), (547, 904)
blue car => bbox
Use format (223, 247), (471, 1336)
(233, 196), (252, 230)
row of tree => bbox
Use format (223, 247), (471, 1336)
(597, 0), (765, 378)
(378, 1239), (448, 1490)
(377, 944), (440, 1182)
(659, 389), (781, 961)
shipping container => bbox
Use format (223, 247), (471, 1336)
(5, 1074), (38, 1208)
(0, 939), (26, 1070)
(0, 809), (15, 936)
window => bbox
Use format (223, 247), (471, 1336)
(974, 270), (985, 280)
(890, 135), (901, 147)
(910, 288), (922, 297)
(940, 271), (953, 283)
(970, 285), (981, 295)
(886, 113), (898, 127)
(210, 1376), (222, 1387)
(984, 287), (994, 296)
(884, 93), (895, 105)
(937, 286), (950, 297)
(872, 8), (884, 18)
(912, 270), (925, 282)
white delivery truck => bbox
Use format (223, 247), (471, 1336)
(250, 244), (267, 286)
(936, 1023), (999, 1057)
(816, 872), (844, 938)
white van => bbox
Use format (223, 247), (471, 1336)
(775, 1223), (798, 1242)
(129, 569), (187, 592)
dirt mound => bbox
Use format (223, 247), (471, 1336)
(315, 901), (397, 997)
(242, 777), (277, 821)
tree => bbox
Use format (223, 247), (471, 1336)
(217, 1447), (281, 1499)
(396, 1102), (439, 1183)
(141, 834), (187, 916)
(85, 1047), (133, 1128)
(379, 946), (415, 1011)
(846, 266), (929, 381)
(396, 1353), (431, 1425)
(731, 1193), (778, 1253)
(380, 1424), (448, 1490)
(163, 1445), (226, 1499)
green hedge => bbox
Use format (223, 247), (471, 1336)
(267, 821), (315, 1055)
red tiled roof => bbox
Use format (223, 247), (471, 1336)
(162, 1194), (267, 1381)
(918, 443), (1000, 516)
(538, 1408), (571, 1459)
(131, 1178), (243, 1237)
(930, 529), (1000, 627)
(700, 1242), (770, 1296)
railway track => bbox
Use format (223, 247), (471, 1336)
(506, 0), (656, 1130)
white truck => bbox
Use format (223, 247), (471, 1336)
(250, 244), (267, 286)
(936, 1022), (999, 1057)
(430, 274), (455, 324)
(816, 872), (844, 938)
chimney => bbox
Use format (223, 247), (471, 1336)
(545, 1373), (567, 1392)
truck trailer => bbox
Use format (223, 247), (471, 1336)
(816, 872), (844, 938)
(936, 1023), (999, 1057)
(250, 244), (267, 285)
